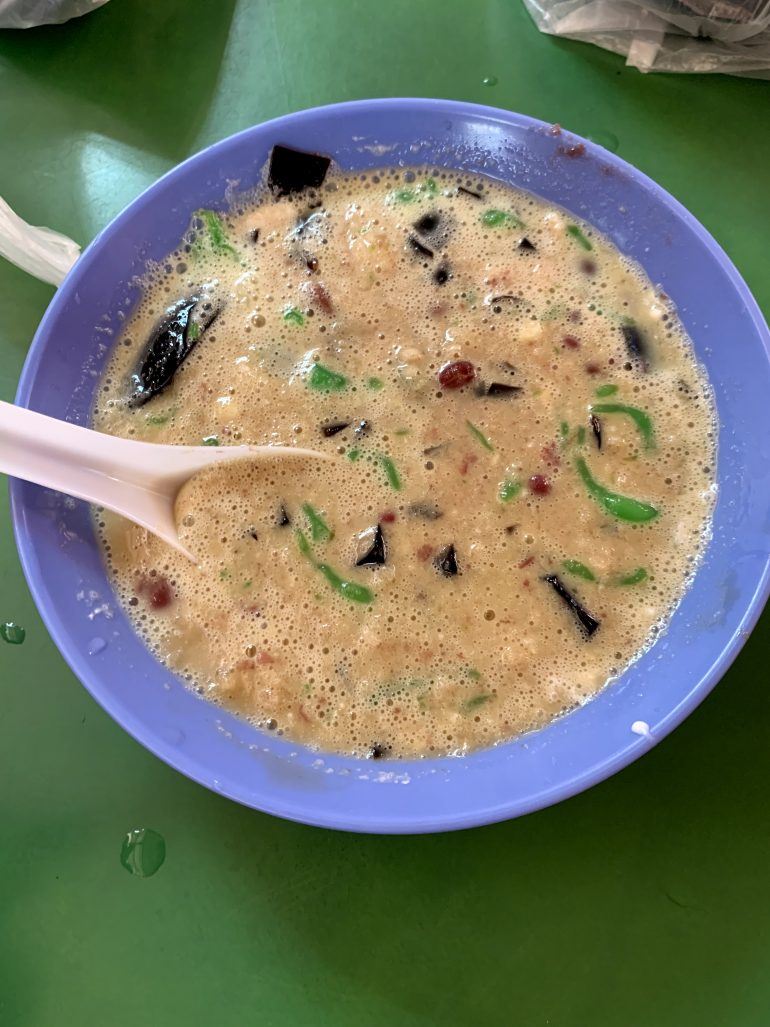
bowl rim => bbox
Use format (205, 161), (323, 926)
(11, 98), (770, 833)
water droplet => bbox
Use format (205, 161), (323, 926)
(631, 720), (651, 738)
(1, 622), (25, 645)
(120, 828), (166, 878)
(87, 636), (107, 655)
(482, 75), (498, 87)
(587, 130), (619, 153)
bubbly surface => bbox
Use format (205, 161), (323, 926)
(94, 165), (716, 758)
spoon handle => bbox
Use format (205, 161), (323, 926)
(0, 400), (166, 496)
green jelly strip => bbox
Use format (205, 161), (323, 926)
(591, 402), (655, 450)
(380, 455), (403, 491)
(595, 383), (618, 398)
(193, 209), (237, 258)
(389, 179), (438, 204)
(283, 306), (305, 326)
(302, 502), (333, 542)
(308, 363), (348, 392)
(366, 376), (384, 390)
(567, 224), (593, 251)
(498, 479), (521, 503)
(481, 208), (523, 229)
(575, 457), (659, 523)
(615, 567), (648, 585)
(576, 425), (586, 446)
(467, 420), (494, 452)
(296, 528), (312, 557)
(316, 564), (374, 604)
(559, 421), (570, 441)
(463, 694), (492, 711)
(346, 448), (361, 462)
(202, 435), (219, 446)
(563, 559), (597, 582)
(295, 530), (373, 604)
(145, 408), (175, 426)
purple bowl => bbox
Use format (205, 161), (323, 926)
(11, 100), (770, 833)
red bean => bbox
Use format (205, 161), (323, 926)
(438, 360), (475, 389)
(541, 442), (560, 468)
(310, 282), (333, 314)
(528, 474), (552, 496)
(137, 574), (173, 609)
(558, 143), (585, 158)
(563, 335), (580, 349)
(381, 510), (397, 523)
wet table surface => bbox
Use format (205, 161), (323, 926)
(1, 1), (770, 1023)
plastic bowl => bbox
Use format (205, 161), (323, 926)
(11, 100), (770, 833)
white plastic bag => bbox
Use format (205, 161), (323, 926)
(0, 0), (109, 29)
(522, 0), (770, 75)
(0, 197), (80, 286)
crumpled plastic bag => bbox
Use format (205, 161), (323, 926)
(0, 0), (109, 29)
(0, 197), (80, 286)
(522, 0), (770, 76)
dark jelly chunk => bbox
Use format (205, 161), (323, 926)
(621, 322), (650, 371)
(368, 743), (389, 759)
(414, 211), (440, 234)
(486, 382), (523, 397)
(407, 235), (434, 259)
(277, 504), (291, 527)
(518, 237), (536, 252)
(322, 421), (349, 437)
(436, 544), (459, 577)
(433, 264), (451, 285)
(129, 296), (219, 407)
(356, 524), (386, 567)
(458, 185), (482, 199)
(543, 574), (600, 636)
(267, 144), (331, 197)
(438, 360), (475, 389)
(590, 413), (602, 449)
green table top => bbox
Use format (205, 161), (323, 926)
(2, 2), (769, 1024)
